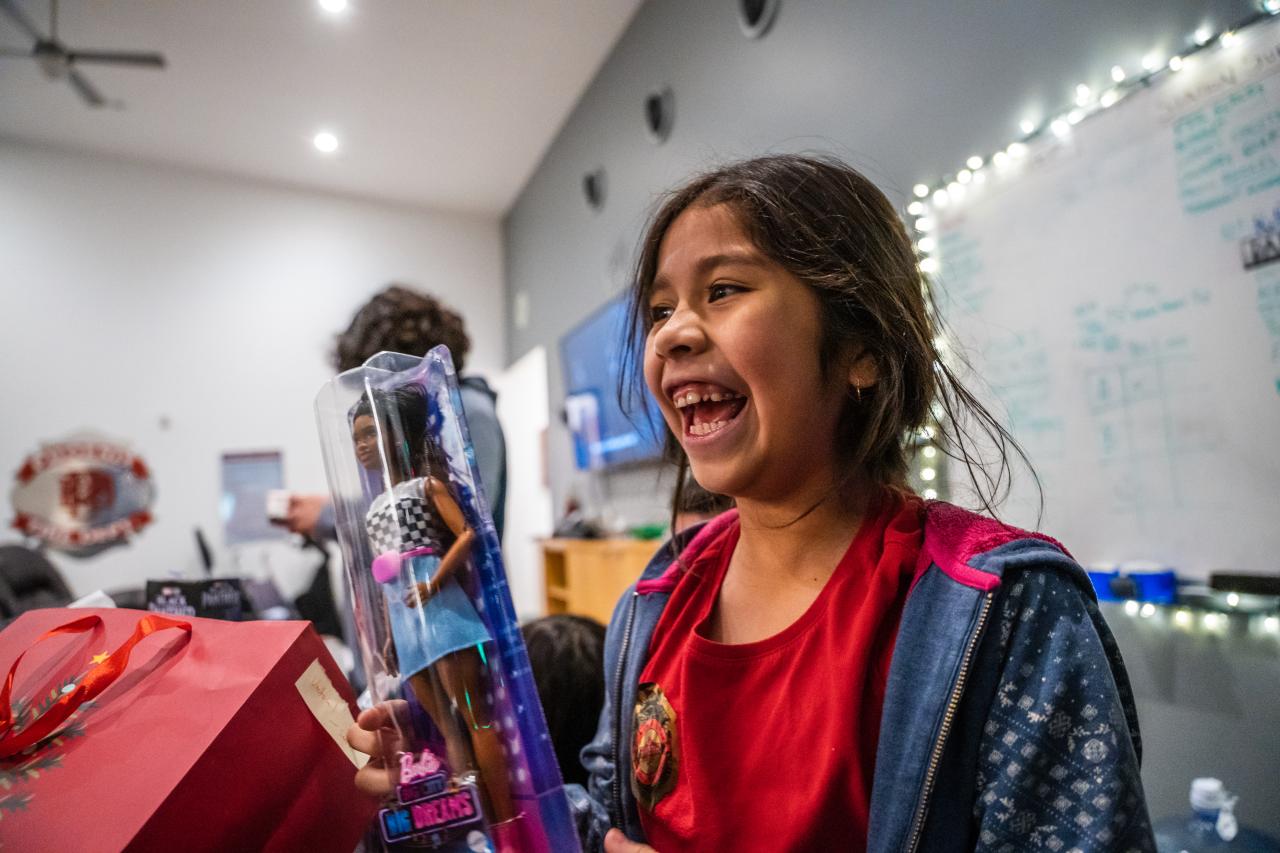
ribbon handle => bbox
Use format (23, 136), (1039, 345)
(0, 613), (192, 758)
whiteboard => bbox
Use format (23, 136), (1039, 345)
(934, 18), (1280, 578)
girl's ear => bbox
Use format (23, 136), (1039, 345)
(848, 349), (878, 392)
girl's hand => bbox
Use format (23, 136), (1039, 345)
(346, 701), (412, 799)
(403, 581), (435, 608)
(604, 828), (659, 853)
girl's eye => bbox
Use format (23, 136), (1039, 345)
(708, 282), (741, 302)
(648, 304), (673, 324)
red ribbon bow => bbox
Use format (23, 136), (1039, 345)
(0, 613), (192, 758)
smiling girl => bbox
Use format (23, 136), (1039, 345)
(566, 155), (1155, 853)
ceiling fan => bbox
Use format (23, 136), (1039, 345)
(0, 0), (165, 107)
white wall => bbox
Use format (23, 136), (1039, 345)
(493, 346), (554, 621)
(0, 139), (505, 600)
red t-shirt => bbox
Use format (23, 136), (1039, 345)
(633, 490), (923, 852)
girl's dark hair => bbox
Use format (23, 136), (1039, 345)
(621, 154), (1039, 521)
(334, 285), (471, 373)
(520, 615), (606, 787)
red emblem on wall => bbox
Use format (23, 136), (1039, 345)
(9, 433), (155, 557)
(60, 470), (116, 519)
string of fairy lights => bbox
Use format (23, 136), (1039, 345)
(1118, 598), (1280, 637)
(904, 2), (1280, 632)
(908, 3), (1280, 256)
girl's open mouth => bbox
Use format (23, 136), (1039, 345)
(672, 385), (748, 439)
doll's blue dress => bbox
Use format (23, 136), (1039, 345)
(365, 477), (490, 677)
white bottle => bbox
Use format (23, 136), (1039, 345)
(1156, 778), (1280, 852)
(1190, 778), (1237, 842)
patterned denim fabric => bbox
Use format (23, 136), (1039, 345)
(566, 780), (610, 853)
(972, 570), (1154, 852)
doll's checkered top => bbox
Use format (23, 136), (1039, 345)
(364, 477), (449, 555)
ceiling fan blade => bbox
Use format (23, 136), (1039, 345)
(67, 69), (105, 107)
(68, 49), (165, 68)
(0, 0), (44, 41)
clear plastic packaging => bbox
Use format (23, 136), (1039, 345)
(315, 347), (578, 853)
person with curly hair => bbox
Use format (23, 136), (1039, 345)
(284, 285), (508, 541)
(332, 285), (475, 376)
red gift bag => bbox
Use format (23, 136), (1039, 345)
(0, 608), (377, 852)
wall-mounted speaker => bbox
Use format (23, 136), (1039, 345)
(582, 168), (606, 212)
(643, 87), (675, 143)
(738, 0), (779, 39)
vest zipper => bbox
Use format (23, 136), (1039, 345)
(903, 590), (994, 853)
(611, 589), (640, 829)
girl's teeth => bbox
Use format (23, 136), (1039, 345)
(689, 420), (727, 436)
(673, 389), (744, 408)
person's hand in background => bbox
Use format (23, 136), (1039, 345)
(283, 493), (330, 538)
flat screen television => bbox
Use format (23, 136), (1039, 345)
(559, 295), (666, 470)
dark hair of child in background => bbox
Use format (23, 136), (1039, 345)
(520, 614), (606, 788)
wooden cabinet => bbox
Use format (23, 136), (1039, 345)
(541, 538), (660, 625)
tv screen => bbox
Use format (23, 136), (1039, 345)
(559, 296), (666, 470)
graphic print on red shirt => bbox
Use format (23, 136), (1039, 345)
(631, 683), (679, 810)
(633, 489), (923, 853)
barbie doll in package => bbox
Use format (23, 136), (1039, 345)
(316, 347), (577, 853)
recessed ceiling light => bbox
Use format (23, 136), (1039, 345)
(313, 131), (339, 153)
(319, 0), (349, 13)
